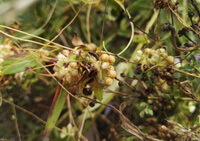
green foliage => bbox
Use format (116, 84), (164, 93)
(2, 53), (40, 75)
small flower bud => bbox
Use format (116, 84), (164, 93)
(57, 53), (66, 61)
(158, 48), (165, 53)
(136, 50), (143, 56)
(69, 62), (77, 68)
(144, 48), (151, 54)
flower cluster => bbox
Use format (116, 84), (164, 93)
(53, 48), (116, 86)
(133, 48), (179, 93)
(134, 48), (175, 70)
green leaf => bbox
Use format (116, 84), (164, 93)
(93, 81), (103, 101)
(44, 86), (66, 138)
(114, 0), (125, 10)
(173, 72), (182, 79)
(182, 64), (193, 72)
(132, 35), (150, 44)
(194, 63), (200, 72)
(2, 53), (40, 75)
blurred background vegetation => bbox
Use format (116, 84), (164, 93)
(0, 0), (199, 141)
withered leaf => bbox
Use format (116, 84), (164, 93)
(72, 33), (84, 46)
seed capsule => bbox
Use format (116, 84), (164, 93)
(100, 54), (109, 62)
(166, 56), (174, 64)
(101, 62), (110, 70)
(109, 55), (115, 64)
(105, 77), (113, 86)
(108, 70), (116, 78)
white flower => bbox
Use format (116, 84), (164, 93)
(144, 48), (151, 54)
(39, 48), (49, 56)
(158, 48), (165, 53)
(70, 69), (78, 76)
(57, 53), (67, 61)
(14, 71), (25, 82)
(62, 50), (69, 56)
(136, 50), (143, 56)
(134, 56), (141, 62)
(59, 67), (69, 76)
(149, 56), (157, 64)
(60, 127), (68, 139)
(60, 124), (75, 138)
(0, 44), (14, 58)
(174, 58), (181, 68)
(188, 102), (196, 113)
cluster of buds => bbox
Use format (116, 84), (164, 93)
(133, 48), (178, 93)
(134, 48), (175, 71)
(53, 47), (116, 86)
(0, 43), (14, 75)
(99, 53), (116, 85)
